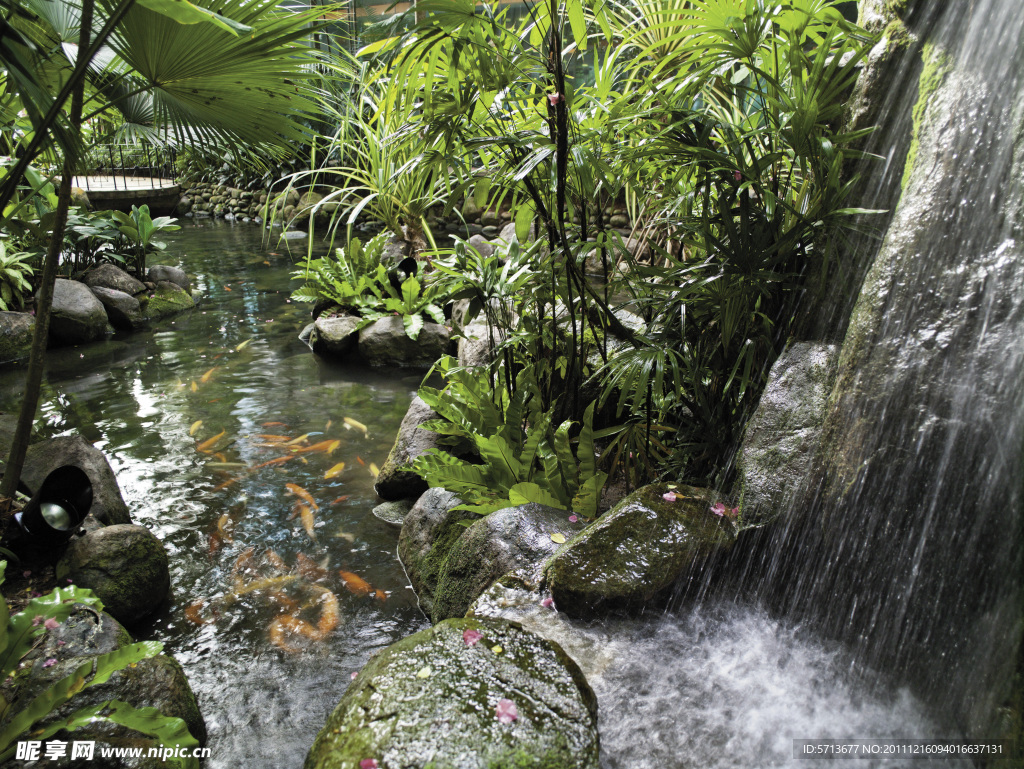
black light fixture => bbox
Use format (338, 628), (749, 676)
(16, 466), (92, 544)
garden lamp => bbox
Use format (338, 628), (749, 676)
(16, 466), (92, 544)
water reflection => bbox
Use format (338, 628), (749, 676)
(0, 220), (428, 768)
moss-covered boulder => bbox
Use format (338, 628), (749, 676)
(375, 397), (444, 501)
(2, 607), (205, 769)
(305, 617), (599, 769)
(17, 435), (132, 526)
(358, 316), (450, 369)
(0, 311), (34, 364)
(397, 488), (467, 618)
(56, 524), (170, 625)
(310, 315), (360, 358)
(432, 503), (587, 623)
(144, 280), (194, 320)
(544, 483), (736, 615)
(48, 278), (110, 346)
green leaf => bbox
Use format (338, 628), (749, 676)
(566, 0), (588, 51)
(508, 482), (567, 510)
(514, 202), (534, 242)
(571, 472), (607, 518)
(403, 312), (424, 341)
(134, 0), (253, 35)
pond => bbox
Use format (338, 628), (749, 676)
(0, 219), (429, 769)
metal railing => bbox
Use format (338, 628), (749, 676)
(74, 143), (178, 192)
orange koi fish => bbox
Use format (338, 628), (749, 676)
(211, 477), (238, 493)
(200, 367), (218, 383)
(338, 570), (373, 597)
(324, 462), (345, 479)
(262, 422), (287, 428)
(285, 483), (319, 510)
(257, 434), (290, 442)
(296, 553), (329, 582)
(251, 455), (299, 470)
(300, 506), (317, 542)
(284, 433), (310, 446)
(197, 429), (226, 453)
(330, 495), (350, 505)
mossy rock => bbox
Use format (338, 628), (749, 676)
(397, 488), (468, 618)
(144, 280), (194, 320)
(56, 524), (170, 625)
(304, 617), (599, 769)
(0, 311), (34, 364)
(544, 483), (736, 615)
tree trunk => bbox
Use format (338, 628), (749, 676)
(0, 0), (95, 514)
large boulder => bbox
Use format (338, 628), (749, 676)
(467, 234), (494, 258)
(89, 286), (145, 330)
(374, 397), (442, 500)
(56, 524), (170, 625)
(432, 503), (587, 623)
(18, 435), (131, 526)
(83, 263), (146, 296)
(146, 265), (190, 294)
(734, 342), (838, 526)
(544, 483), (736, 615)
(0, 311), (34, 363)
(144, 280), (194, 320)
(456, 322), (501, 368)
(2, 606), (205, 769)
(48, 278), (109, 345)
(357, 315), (450, 369)
(397, 488), (466, 618)
(371, 497), (416, 526)
(305, 617), (599, 769)
(309, 315), (360, 358)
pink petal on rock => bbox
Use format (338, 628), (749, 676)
(463, 628), (484, 647)
(496, 698), (518, 724)
(42, 658), (57, 668)
(568, 515), (578, 523)
(44, 618), (59, 630)
(662, 492), (678, 502)
(359, 760), (378, 769)
(350, 671), (359, 680)
(541, 597), (554, 608)
(710, 502), (728, 516)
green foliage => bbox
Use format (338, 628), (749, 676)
(110, 204), (179, 278)
(0, 241), (33, 311)
(0, 562), (198, 767)
(291, 233), (445, 341)
(413, 358), (607, 517)
(63, 209), (125, 275)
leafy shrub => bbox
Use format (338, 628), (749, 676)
(0, 242), (33, 311)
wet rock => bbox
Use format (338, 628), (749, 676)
(298, 322), (315, 344)
(398, 488), (466, 618)
(375, 397), (444, 500)
(56, 524), (170, 625)
(309, 315), (360, 358)
(89, 286), (145, 330)
(146, 265), (190, 294)
(305, 617), (599, 769)
(461, 194), (482, 223)
(467, 234), (494, 258)
(544, 483), (735, 615)
(2, 606), (205, 769)
(0, 311), (34, 363)
(18, 435), (132, 526)
(48, 278), (109, 345)
(144, 280), (194, 320)
(83, 263), (146, 296)
(371, 497), (416, 526)
(357, 316), (450, 369)
(432, 503), (587, 622)
(735, 342), (838, 526)
(457, 322), (501, 368)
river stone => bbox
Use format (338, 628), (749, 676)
(432, 503), (588, 623)
(2, 606), (206, 769)
(374, 396), (441, 500)
(305, 617), (599, 769)
(48, 278), (109, 345)
(371, 497), (416, 526)
(145, 280), (194, 320)
(56, 524), (170, 625)
(83, 263), (146, 296)
(147, 264), (190, 293)
(298, 322), (315, 344)
(735, 342), (838, 527)
(467, 234), (494, 258)
(398, 488), (467, 618)
(457, 322), (501, 368)
(0, 311), (34, 363)
(310, 315), (360, 358)
(358, 315), (450, 369)
(544, 483), (736, 615)
(89, 286), (145, 330)
(17, 434), (132, 526)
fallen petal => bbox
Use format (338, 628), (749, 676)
(416, 666), (432, 679)
(662, 492), (678, 502)
(568, 515), (578, 523)
(496, 698), (518, 724)
(42, 658), (57, 668)
(359, 760), (379, 769)
(44, 618), (59, 630)
(550, 533), (566, 544)
(541, 597), (554, 608)
(463, 628), (484, 647)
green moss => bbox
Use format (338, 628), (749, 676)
(145, 282), (194, 319)
(883, 0), (910, 17)
(883, 18), (910, 56)
(902, 42), (952, 191)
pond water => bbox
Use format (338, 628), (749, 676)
(0, 219), (429, 768)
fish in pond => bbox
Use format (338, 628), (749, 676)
(325, 462), (345, 479)
(200, 367), (217, 383)
(369, 462), (379, 478)
(184, 599), (215, 625)
(343, 417), (368, 438)
(236, 338), (253, 352)
(355, 456), (365, 467)
(284, 433), (310, 446)
(268, 586), (339, 651)
(256, 434), (290, 442)
(262, 422), (286, 428)
(217, 514), (235, 543)
(338, 570), (373, 597)
(299, 505), (317, 542)
(286, 483), (319, 510)
(330, 495), (350, 505)
(190, 381), (198, 393)
(197, 429), (226, 453)
(189, 420), (203, 436)
(296, 553), (330, 582)
(251, 455), (299, 470)
(211, 476), (239, 492)
(333, 531), (356, 543)
(325, 419), (332, 430)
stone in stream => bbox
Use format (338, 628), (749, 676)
(305, 617), (599, 769)
(357, 315), (450, 369)
(371, 497), (416, 526)
(374, 396), (443, 500)
(56, 524), (170, 625)
(144, 280), (195, 320)
(47, 278), (110, 345)
(431, 502), (588, 623)
(397, 488), (466, 619)
(309, 314), (360, 359)
(544, 483), (736, 616)
(0, 310), (34, 363)
(16, 434), (132, 526)
(467, 234), (494, 258)
(83, 263), (147, 296)
(1, 606), (206, 769)
(89, 285), (145, 330)
(146, 264), (191, 294)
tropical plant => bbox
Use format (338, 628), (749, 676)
(0, 241), (33, 311)
(412, 358), (608, 518)
(0, 562), (199, 767)
(110, 204), (179, 278)
(63, 208), (125, 275)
